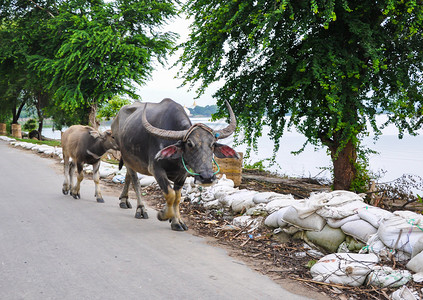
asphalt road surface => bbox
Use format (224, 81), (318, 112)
(0, 140), (314, 300)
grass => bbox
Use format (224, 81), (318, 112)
(11, 136), (61, 147)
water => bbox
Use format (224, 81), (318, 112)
(42, 115), (423, 188)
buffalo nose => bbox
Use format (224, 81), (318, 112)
(197, 172), (216, 184)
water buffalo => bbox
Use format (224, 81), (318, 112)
(111, 98), (239, 231)
(61, 125), (119, 202)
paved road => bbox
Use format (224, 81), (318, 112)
(0, 141), (313, 300)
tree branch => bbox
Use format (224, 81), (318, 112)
(27, 0), (55, 18)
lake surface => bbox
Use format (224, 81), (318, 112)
(42, 115), (423, 191)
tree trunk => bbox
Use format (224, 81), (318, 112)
(12, 98), (27, 124)
(330, 139), (357, 190)
(88, 103), (99, 130)
(35, 92), (44, 138)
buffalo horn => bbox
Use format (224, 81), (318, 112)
(215, 100), (237, 139)
(141, 104), (188, 140)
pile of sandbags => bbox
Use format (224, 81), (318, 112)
(10, 141), (63, 159)
(183, 175), (299, 214)
(261, 190), (423, 290)
(0, 136), (16, 142)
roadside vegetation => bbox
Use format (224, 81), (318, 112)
(1, 0), (423, 193)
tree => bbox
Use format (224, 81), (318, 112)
(1, 0), (179, 130)
(178, 0), (423, 191)
(0, 0), (58, 133)
(97, 96), (131, 121)
(29, 0), (179, 129)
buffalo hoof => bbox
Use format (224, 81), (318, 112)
(119, 198), (132, 209)
(70, 192), (80, 199)
(96, 198), (104, 203)
(171, 222), (188, 231)
(62, 188), (69, 195)
(135, 206), (148, 219)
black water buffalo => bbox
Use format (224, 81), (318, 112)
(61, 125), (119, 202)
(111, 98), (239, 231)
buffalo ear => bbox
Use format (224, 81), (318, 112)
(155, 143), (183, 160)
(89, 131), (100, 139)
(214, 143), (239, 159)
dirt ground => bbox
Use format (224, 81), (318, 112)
(41, 152), (423, 300)
(96, 168), (422, 300)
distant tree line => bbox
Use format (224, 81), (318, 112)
(188, 105), (217, 117)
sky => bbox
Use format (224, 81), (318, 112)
(135, 16), (220, 107)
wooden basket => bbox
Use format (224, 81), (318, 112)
(11, 124), (22, 139)
(213, 152), (243, 186)
(0, 123), (6, 135)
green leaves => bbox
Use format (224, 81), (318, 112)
(1, 0), (179, 126)
(178, 0), (423, 190)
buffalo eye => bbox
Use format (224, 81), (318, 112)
(187, 139), (195, 148)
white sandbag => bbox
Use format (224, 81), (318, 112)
(253, 192), (295, 204)
(366, 266), (411, 288)
(264, 207), (290, 228)
(246, 203), (267, 216)
(406, 250), (423, 273)
(265, 199), (304, 214)
(215, 174), (234, 187)
(231, 198), (256, 213)
(139, 176), (157, 186)
(394, 210), (423, 224)
(83, 164), (93, 174)
(22, 142), (37, 150)
(282, 206), (326, 231)
(194, 186), (216, 202)
(341, 219), (377, 243)
(219, 189), (254, 208)
(225, 190), (258, 213)
(412, 273), (423, 283)
(253, 192), (280, 204)
(357, 206), (393, 228)
(184, 176), (196, 187)
(0, 136), (15, 142)
(316, 200), (367, 219)
(112, 174), (125, 184)
(391, 286), (420, 300)
(362, 234), (411, 262)
(411, 236), (423, 258)
(378, 215), (423, 255)
(326, 214), (361, 228)
(203, 199), (220, 209)
(305, 225), (346, 253)
(310, 253), (379, 287)
(99, 165), (118, 178)
(290, 190), (363, 218)
(54, 147), (63, 155)
(37, 145), (54, 153)
(212, 185), (238, 201)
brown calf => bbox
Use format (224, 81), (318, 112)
(61, 125), (119, 202)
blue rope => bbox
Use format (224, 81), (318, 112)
(181, 155), (220, 176)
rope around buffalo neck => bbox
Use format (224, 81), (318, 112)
(181, 155), (220, 176)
